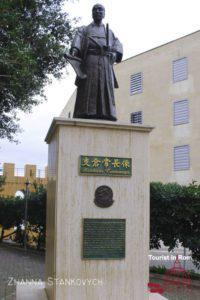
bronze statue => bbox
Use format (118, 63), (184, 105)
(67, 4), (123, 121)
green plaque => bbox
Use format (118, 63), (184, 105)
(79, 155), (132, 177)
(83, 218), (126, 259)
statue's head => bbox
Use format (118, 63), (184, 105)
(92, 4), (105, 23)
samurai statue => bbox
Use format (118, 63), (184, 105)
(66, 4), (123, 121)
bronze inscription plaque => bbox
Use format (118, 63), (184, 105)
(80, 155), (132, 177)
(83, 218), (126, 259)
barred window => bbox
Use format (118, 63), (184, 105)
(174, 145), (190, 171)
(174, 99), (189, 125)
(130, 72), (142, 95)
(173, 57), (188, 82)
(130, 111), (142, 124)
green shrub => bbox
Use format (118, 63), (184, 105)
(0, 184), (46, 249)
(150, 182), (200, 269)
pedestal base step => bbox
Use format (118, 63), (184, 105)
(149, 292), (168, 300)
(16, 282), (168, 300)
(16, 282), (47, 300)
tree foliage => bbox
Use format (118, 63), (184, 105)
(0, 183), (46, 249)
(0, 0), (75, 140)
(0, 196), (24, 241)
(150, 182), (200, 268)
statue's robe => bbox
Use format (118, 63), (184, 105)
(71, 22), (123, 121)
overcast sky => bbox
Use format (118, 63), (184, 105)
(1, 0), (200, 172)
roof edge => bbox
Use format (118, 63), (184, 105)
(120, 29), (200, 64)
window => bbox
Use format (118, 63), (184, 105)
(130, 111), (142, 124)
(174, 99), (189, 125)
(173, 57), (188, 82)
(174, 145), (190, 171)
(130, 72), (142, 95)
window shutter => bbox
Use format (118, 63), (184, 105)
(173, 57), (188, 82)
(174, 145), (190, 171)
(174, 99), (189, 125)
(130, 72), (142, 95)
(130, 111), (142, 124)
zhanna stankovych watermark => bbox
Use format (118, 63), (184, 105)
(7, 277), (104, 287)
(149, 254), (192, 261)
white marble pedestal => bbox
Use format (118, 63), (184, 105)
(43, 118), (154, 300)
(16, 118), (169, 299)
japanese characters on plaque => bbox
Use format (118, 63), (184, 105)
(79, 155), (132, 177)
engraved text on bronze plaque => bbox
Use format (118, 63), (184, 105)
(83, 218), (126, 259)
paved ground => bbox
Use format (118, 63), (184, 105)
(149, 245), (200, 299)
(0, 242), (200, 300)
(0, 243), (44, 300)
(151, 276), (200, 300)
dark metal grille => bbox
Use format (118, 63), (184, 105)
(173, 57), (188, 82)
(174, 99), (189, 125)
(174, 145), (190, 171)
(130, 72), (142, 95)
(130, 111), (142, 124)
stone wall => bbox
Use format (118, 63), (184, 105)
(0, 163), (47, 197)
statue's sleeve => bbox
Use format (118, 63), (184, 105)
(70, 26), (86, 57)
(111, 31), (123, 63)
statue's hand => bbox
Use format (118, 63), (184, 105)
(69, 48), (79, 57)
(105, 51), (116, 64)
(103, 45), (111, 52)
(110, 52), (116, 64)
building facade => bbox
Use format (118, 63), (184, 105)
(0, 163), (47, 197)
(61, 30), (200, 184)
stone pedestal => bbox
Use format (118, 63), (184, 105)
(44, 118), (153, 300)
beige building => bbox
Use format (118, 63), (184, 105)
(0, 163), (47, 197)
(61, 30), (200, 184)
